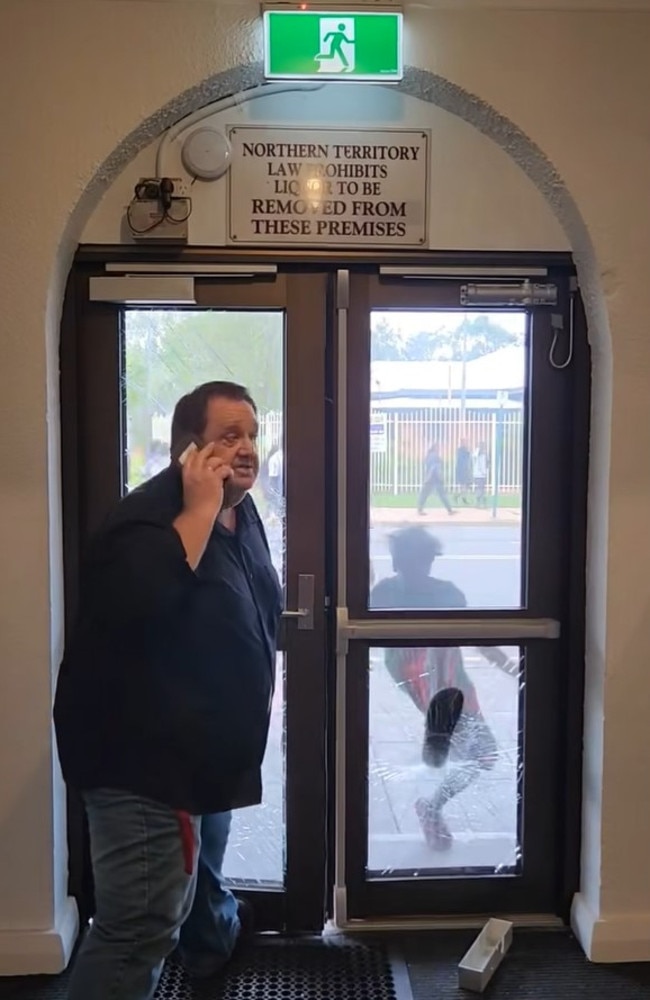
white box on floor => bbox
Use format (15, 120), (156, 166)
(458, 918), (513, 993)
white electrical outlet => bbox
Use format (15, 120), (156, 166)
(136, 177), (190, 198)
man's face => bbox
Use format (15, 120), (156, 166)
(201, 396), (259, 502)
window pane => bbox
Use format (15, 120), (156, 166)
(123, 308), (286, 886)
(368, 645), (523, 876)
(369, 310), (526, 610)
(224, 652), (285, 886)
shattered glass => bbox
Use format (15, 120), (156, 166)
(224, 652), (286, 886)
(368, 645), (523, 875)
(366, 309), (527, 876)
(224, 439), (286, 887)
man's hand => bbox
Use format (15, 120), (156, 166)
(173, 444), (233, 569)
(180, 443), (232, 517)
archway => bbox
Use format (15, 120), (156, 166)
(51, 60), (610, 956)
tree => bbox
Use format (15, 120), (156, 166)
(123, 309), (284, 477)
(123, 310), (178, 457)
(405, 327), (447, 361)
(371, 317), (405, 360)
(425, 315), (523, 361)
(153, 311), (283, 413)
(370, 314), (523, 363)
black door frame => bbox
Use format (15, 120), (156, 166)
(60, 260), (330, 933)
(338, 266), (588, 921)
(60, 247), (588, 931)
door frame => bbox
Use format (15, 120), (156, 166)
(61, 246), (588, 930)
(60, 259), (330, 933)
(332, 263), (589, 925)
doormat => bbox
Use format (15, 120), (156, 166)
(0, 940), (411, 1000)
(158, 940), (410, 1000)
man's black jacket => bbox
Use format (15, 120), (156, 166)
(54, 467), (282, 814)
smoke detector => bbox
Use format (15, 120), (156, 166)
(181, 127), (232, 181)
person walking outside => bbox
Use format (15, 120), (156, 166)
(418, 441), (454, 516)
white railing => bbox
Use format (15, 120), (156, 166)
(259, 407), (523, 496)
(259, 412), (283, 461)
(369, 407), (523, 495)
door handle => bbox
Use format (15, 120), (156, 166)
(281, 574), (315, 630)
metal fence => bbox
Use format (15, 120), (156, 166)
(259, 412), (283, 460)
(369, 407), (523, 496)
(260, 406), (523, 496)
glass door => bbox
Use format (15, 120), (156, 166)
(62, 254), (587, 933)
(337, 267), (586, 920)
(61, 264), (329, 932)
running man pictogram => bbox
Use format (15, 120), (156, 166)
(315, 18), (355, 73)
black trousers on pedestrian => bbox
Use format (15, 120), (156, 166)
(418, 475), (453, 514)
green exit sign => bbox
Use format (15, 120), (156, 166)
(263, 10), (403, 82)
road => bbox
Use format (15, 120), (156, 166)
(266, 520), (523, 610)
(370, 523), (522, 609)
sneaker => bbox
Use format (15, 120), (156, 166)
(234, 897), (255, 950)
(422, 687), (464, 768)
(415, 798), (454, 851)
(179, 898), (255, 980)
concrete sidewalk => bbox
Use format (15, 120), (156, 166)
(371, 506), (522, 526)
(225, 648), (521, 882)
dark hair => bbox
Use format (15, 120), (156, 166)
(170, 381), (257, 452)
(388, 526), (443, 565)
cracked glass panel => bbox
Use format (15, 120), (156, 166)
(367, 644), (523, 875)
(224, 653), (285, 886)
(123, 308), (286, 886)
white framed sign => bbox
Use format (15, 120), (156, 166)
(227, 126), (429, 248)
(370, 413), (388, 454)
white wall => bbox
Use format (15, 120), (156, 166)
(81, 85), (568, 250)
(0, 0), (649, 972)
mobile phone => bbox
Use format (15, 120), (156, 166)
(172, 436), (201, 467)
(172, 436), (236, 505)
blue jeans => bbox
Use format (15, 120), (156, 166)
(67, 789), (240, 1000)
(177, 811), (241, 976)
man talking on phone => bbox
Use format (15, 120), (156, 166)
(54, 381), (282, 1000)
